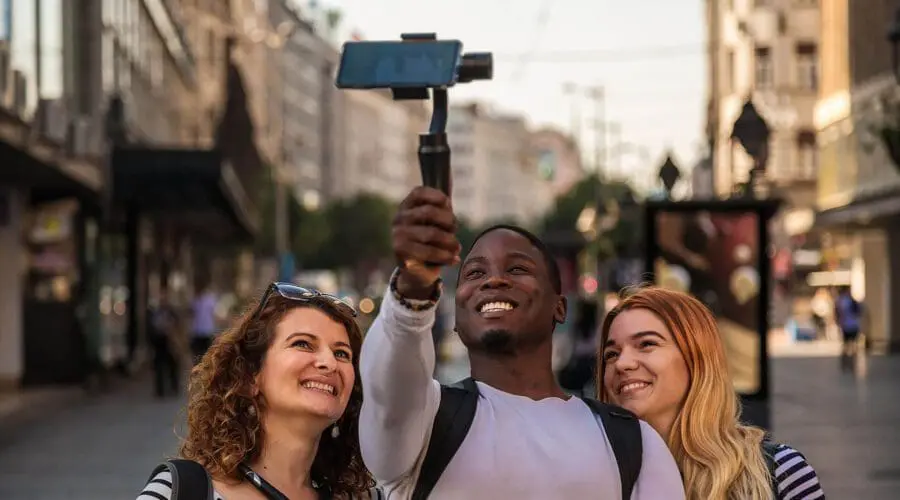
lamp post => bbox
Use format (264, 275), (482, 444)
(658, 154), (682, 200)
(730, 98), (771, 198)
(888, 8), (900, 84)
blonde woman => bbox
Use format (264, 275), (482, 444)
(598, 287), (824, 499)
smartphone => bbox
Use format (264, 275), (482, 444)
(336, 40), (464, 89)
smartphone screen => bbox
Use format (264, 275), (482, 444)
(336, 40), (463, 89)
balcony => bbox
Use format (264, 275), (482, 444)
(816, 82), (900, 227)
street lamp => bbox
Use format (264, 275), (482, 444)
(888, 8), (900, 84)
(658, 154), (682, 199)
(730, 98), (771, 198)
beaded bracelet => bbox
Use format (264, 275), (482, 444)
(389, 268), (442, 312)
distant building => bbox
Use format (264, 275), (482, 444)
(530, 127), (585, 198)
(448, 103), (555, 227)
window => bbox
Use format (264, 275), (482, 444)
(795, 43), (817, 91)
(38, 0), (64, 99)
(1, 0), (11, 41)
(725, 49), (735, 93)
(754, 47), (773, 89)
(150, 38), (163, 88)
(101, 0), (112, 27)
(102, 32), (115, 92)
(116, 42), (131, 90)
(10, 0), (37, 114)
(796, 131), (817, 179)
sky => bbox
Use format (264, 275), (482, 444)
(318, 0), (707, 192)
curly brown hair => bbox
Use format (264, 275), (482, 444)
(179, 291), (374, 497)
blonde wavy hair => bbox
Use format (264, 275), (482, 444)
(597, 286), (773, 500)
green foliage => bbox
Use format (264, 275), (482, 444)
(540, 174), (603, 233)
(289, 203), (331, 266)
(255, 165), (279, 255)
(301, 192), (396, 270)
(540, 174), (642, 260)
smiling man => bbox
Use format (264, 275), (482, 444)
(359, 187), (684, 499)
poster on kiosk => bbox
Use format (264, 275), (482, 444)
(643, 199), (779, 431)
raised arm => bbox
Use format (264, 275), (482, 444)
(358, 187), (461, 483)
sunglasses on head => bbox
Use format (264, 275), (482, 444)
(251, 282), (358, 320)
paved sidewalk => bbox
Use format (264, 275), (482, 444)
(771, 355), (900, 499)
(0, 375), (184, 500)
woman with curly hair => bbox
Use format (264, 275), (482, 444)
(138, 283), (380, 499)
(598, 286), (824, 500)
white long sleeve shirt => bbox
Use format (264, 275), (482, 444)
(359, 283), (686, 499)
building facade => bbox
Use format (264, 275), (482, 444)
(705, 0), (822, 321)
(530, 127), (585, 199)
(267, 0), (342, 210)
(338, 89), (417, 203)
(0, 0), (106, 388)
(815, 0), (900, 353)
(448, 103), (554, 227)
(0, 0), (263, 389)
(706, 0), (820, 204)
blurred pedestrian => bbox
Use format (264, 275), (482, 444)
(137, 283), (381, 499)
(189, 282), (218, 364)
(359, 187), (684, 499)
(600, 287), (825, 500)
(147, 288), (180, 398)
(834, 286), (863, 371)
(557, 299), (597, 397)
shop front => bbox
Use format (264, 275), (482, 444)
(815, 189), (900, 353)
(0, 113), (104, 387)
(110, 146), (259, 367)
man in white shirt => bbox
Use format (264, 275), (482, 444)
(359, 187), (685, 499)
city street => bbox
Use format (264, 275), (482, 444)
(772, 354), (900, 499)
(0, 378), (184, 500)
(0, 354), (898, 499)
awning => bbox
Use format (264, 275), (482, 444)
(815, 191), (900, 229)
(0, 110), (103, 205)
(112, 147), (260, 241)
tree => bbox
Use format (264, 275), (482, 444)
(540, 174), (604, 234)
(254, 165), (279, 256)
(302, 193), (396, 289)
(324, 193), (395, 266)
(540, 174), (641, 260)
(289, 202), (331, 268)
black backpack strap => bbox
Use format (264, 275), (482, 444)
(411, 378), (479, 500)
(582, 399), (643, 500)
(761, 440), (781, 494)
(147, 459), (214, 500)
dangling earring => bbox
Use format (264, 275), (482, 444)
(330, 424), (340, 438)
(247, 404), (257, 417)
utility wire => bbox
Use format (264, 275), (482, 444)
(495, 43), (704, 63)
(510, 0), (559, 81)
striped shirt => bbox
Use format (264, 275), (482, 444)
(137, 469), (384, 499)
(137, 470), (224, 500)
(771, 443), (825, 500)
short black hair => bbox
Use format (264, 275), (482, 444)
(464, 224), (562, 295)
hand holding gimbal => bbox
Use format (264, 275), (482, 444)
(335, 33), (493, 284)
